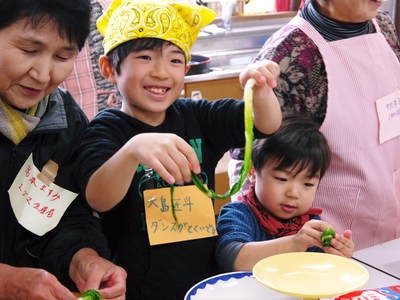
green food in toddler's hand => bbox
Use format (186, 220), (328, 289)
(321, 227), (336, 247)
(77, 289), (101, 300)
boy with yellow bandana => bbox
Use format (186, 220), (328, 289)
(77, 0), (282, 298)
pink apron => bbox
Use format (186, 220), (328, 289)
(97, 0), (111, 10)
(289, 16), (400, 250)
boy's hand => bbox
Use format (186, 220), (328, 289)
(239, 60), (280, 90)
(324, 230), (354, 258)
(239, 59), (282, 135)
(128, 133), (201, 185)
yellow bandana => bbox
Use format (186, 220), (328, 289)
(97, 0), (216, 61)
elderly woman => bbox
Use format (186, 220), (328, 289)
(0, 0), (126, 299)
(229, 0), (400, 250)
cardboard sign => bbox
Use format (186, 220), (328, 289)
(8, 154), (77, 236)
(144, 185), (217, 245)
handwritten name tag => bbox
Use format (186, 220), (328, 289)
(144, 185), (217, 245)
(8, 154), (77, 236)
(376, 90), (400, 144)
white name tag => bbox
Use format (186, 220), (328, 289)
(376, 90), (400, 144)
(8, 154), (77, 236)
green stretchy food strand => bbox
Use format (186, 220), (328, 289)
(321, 227), (336, 247)
(169, 78), (256, 222)
(170, 184), (178, 223)
(77, 289), (101, 300)
(190, 78), (256, 199)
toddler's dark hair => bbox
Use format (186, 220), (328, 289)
(252, 114), (331, 178)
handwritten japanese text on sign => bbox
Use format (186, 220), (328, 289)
(144, 185), (217, 245)
(376, 90), (400, 144)
(8, 154), (77, 236)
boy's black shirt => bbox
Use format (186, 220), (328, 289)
(78, 98), (264, 299)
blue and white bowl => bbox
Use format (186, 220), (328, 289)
(184, 271), (279, 300)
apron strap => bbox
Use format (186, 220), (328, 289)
(288, 15), (328, 47)
(289, 15), (382, 45)
(371, 18), (382, 34)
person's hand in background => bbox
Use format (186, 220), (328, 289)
(0, 264), (76, 300)
(69, 248), (126, 300)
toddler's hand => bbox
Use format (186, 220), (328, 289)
(324, 229), (354, 258)
(292, 219), (330, 251)
(128, 133), (200, 185)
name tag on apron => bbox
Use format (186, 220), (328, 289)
(376, 90), (400, 144)
(144, 185), (217, 245)
(8, 154), (77, 236)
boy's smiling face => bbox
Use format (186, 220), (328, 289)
(103, 43), (189, 126)
(252, 159), (320, 220)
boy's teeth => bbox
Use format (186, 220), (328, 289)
(147, 87), (167, 94)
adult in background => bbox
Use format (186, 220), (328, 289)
(61, 0), (120, 120)
(229, 0), (400, 250)
(0, 0), (126, 299)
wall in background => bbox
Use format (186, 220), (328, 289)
(380, 0), (396, 21)
(395, 0), (400, 39)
